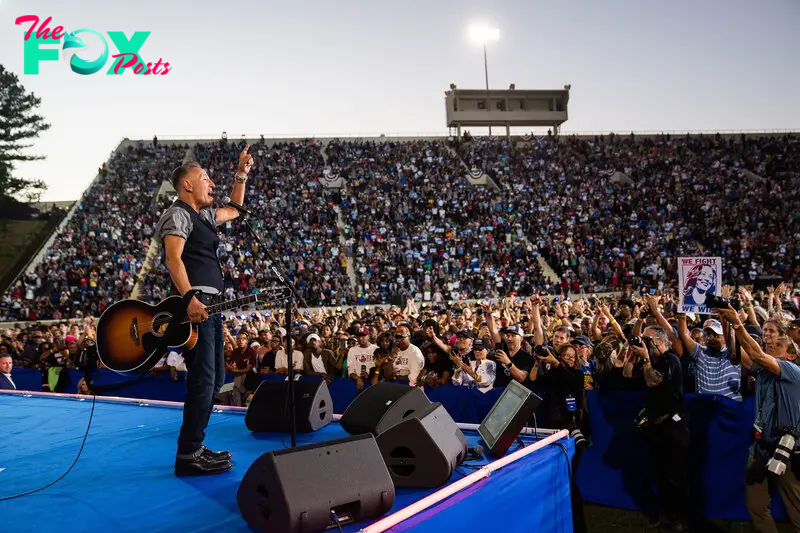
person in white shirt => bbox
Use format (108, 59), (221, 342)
(275, 338), (304, 376)
(451, 338), (496, 393)
(385, 325), (425, 387)
(347, 326), (377, 391)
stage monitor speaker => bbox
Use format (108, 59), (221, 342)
(238, 433), (395, 533)
(478, 379), (542, 458)
(245, 379), (332, 433)
(376, 402), (468, 488)
(340, 382), (430, 436)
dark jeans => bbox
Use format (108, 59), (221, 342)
(177, 306), (224, 455)
(641, 417), (690, 523)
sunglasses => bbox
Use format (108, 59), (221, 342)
(395, 334), (409, 339)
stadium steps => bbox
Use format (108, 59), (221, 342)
(334, 206), (358, 291)
(131, 180), (177, 300)
(537, 255), (561, 285)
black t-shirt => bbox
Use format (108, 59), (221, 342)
(535, 363), (585, 429)
(493, 346), (534, 388)
(257, 350), (277, 372)
(424, 353), (454, 381)
(634, 350), (684, 420)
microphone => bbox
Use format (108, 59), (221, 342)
(222, 197), (259, 218)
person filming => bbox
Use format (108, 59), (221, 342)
(626, 326), (689, 532)
(716, 306), (800, 532)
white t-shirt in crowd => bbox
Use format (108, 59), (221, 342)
(347, 344), (377, 377)
(275, 349), (304, 371)
(392, 344), (425, 386)
(310, 354), (327, 374)
(453, 359), (496, 393)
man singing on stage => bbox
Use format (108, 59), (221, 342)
(155, 145), (254, 476)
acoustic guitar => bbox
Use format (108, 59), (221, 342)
(95, 287), (292, 373)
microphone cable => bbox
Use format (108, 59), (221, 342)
(0, 392), (97, 501)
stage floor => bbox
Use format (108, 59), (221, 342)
(0, 393), (573, 533)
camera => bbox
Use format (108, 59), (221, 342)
(570, 426), (590, 451)
(533, 344), (552, 358)
(629, 336), (644, 348)
(704, 294), (743, 311)
(767, 430), (798, 477)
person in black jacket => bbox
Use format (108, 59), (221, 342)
(528, 342), (588, 533)
(529, 343), (586, 430)
(628, 325), (688, 533)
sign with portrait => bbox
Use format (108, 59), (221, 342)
(678, 257), (722, 314)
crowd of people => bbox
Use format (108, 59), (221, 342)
(1, 133), (797, 322)
(0, 142), (189, 322)
(330, 138), (550, 303)
(458, 133), (800, 294)
(3, 284), (799, 530)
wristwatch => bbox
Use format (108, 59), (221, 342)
(235, 173), (247, 183)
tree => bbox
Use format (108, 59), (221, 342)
(0, 64), (50, 204)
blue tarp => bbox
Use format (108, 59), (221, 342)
(0, 394), (573, 533)
(10, 368), (790, 520)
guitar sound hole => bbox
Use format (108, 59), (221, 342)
(152, 313), (174, 337)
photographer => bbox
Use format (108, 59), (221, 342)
(627, 326), (688, 532)
(528, 341), (590, 533)
(528, 343), (586, 432)
(716, 306), (800, 531)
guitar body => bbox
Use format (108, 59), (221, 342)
(96, 294), (198, 373)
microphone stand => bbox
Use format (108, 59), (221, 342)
(235, 210), (307, 448)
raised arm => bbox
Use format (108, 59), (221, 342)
(675, 314), (697, 356)
(215, 145), (254, 225)
(483, 303), (502, 346)
(717, 306), (779, 374)
(645, 295), (683, 357)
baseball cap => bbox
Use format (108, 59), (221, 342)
(572, 335), (593, 347)
(456, 330), (474, 339)
(65, 335), (77, 344)
(703, 319), (723, 336)
(276, 327), (287, 338)
(356, 326), (370, 337)
(306, 333), (321, 343)
(500, 325), (523, 336)
(473, 338), (490, 350)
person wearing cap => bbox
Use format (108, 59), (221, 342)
(573, 336), (596, 391)
(347, 325), (377, 391)
(676, 315), (742, 401)
(716, 306), (800, 531)
(790, 319), (800, 345)
(451, 338), (496, 392)
(303, 334), (339, 381)
(493, 324), (535, 388)
(387, 325), (425, 387)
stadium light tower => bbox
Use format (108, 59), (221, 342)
(468, 23), (500, 135)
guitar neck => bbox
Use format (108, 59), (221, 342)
(206, 294), (260, 315)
